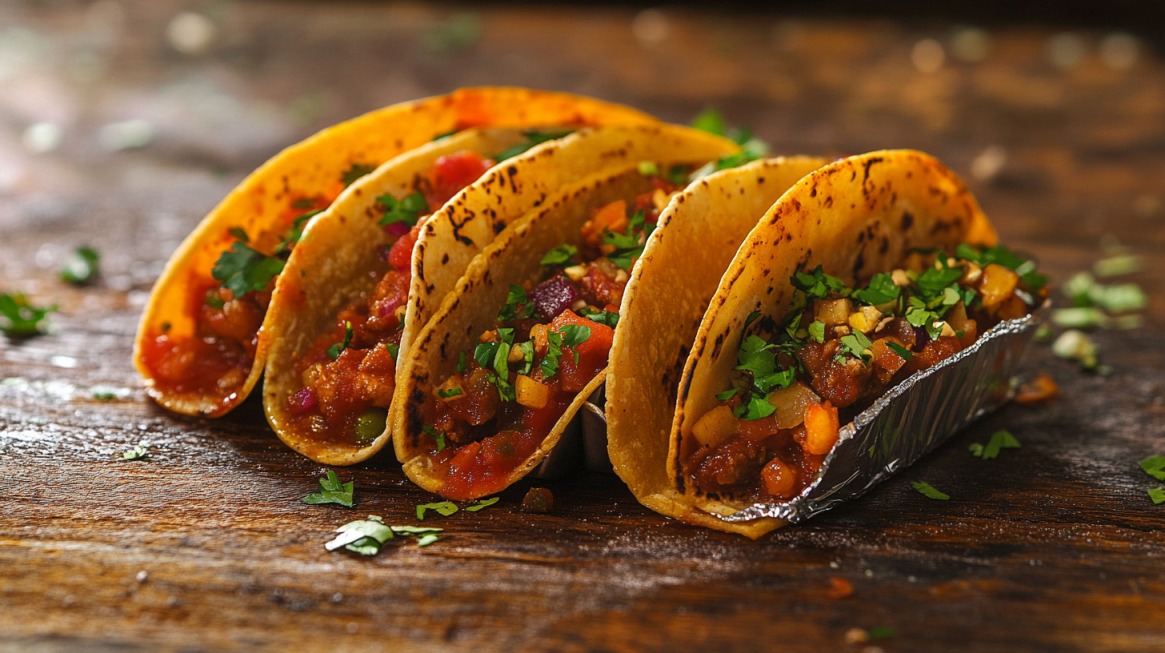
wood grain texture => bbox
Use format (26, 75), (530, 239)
(1, 2), (1163, 651)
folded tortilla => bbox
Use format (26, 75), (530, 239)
(392, 123), (740, 499)
(656, 150), (997, 537)
(133, 87), (655, 418)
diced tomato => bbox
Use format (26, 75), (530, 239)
(550, 310), (615, 392)
(582, 200), (628, 246)
(447, 368), (501, 427)
(581, 265), (625, 307)
(737, 414), (780, 443)
(427, 151), (495, 208)
(387, 224), (420, 271)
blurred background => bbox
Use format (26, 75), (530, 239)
(1, 1), (1162, 323)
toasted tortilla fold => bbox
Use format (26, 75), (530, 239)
(133, 87), (656, 418)
(263, 128), (569, 465)
(667, 150), (998, 538)
(605, 157), (829, 538)
(392, 124), (740, 499)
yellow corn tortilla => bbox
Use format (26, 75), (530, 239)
(392, 124), (740, 499)
(605, 156), (829, 538)
(133, 87), (656, 418)
(668, 150), (998, 538)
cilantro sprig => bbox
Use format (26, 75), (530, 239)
(60, 246), (101, 285)
(0, 292), (56, 337)
(603, 210), (654, 270)
(494, 129), (574, 162)
(211, 240), (285, 298)
(341, 162), (377, 187)
(378, 192), (429, 228)
(302, 469), (355, 508)
(968, 430), (1021, 459)
(540, 244), (578, 267)
(325, 516), (442, 554)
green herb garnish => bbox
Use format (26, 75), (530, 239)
(416, 501), (459, 520)
(1139, 455), (1165, 481)
(60, 246), (101, 285)
(341, 163), (376, 187)
(911, 480), (950, 500)
(422, 424), (447, 452)
(211, 241), (285, 297)
(324, 515), (443, 555)
(540, 244), (578, 267)
(378, 192), (429, 228)
(498, 285), (536, 322)
(120, 444), (150, 461)
(1149, 488), (1165, 505)
(791, 266), (849, 300)
(715, 387), (739, 401)
(837, 331), (874, 364)
(302, 469), (355, 508)
(968, 430), (1021, 460)
(436, 387), (463, 399)
(275, 209), (321, 256)
(0, 292), (56, 337)
(603, 210), (654, 270)
(386, 342), (400, 362)
(327, 321), (353, 360)
(886, 341), (914, 360)
(495, 129), (574, 162)
(465, 496), (499, 512)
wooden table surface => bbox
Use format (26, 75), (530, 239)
(2, 2), (1163, 651)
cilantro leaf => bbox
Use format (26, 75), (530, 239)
(275, 209), (321, 256)
(120, 444), (150, 461)
(837, 331), (874, 364)
(60, 246), (101, 285)
(540, 244), (578, 267)
(807, 320), (826, 343)
(970, 430), (1021, 460)
(422, 424), (446, 452)
(1150, 488), (1165, 505)
(852, 273), (900, 305)
(715, 387), (739, 401)
(416, 501), (459, 520)
(325, 516), (442, 555)
(465, 496), (499, 512)
(386, 342), (400, 362)
(911, 480), (949, 500)
(498, 285), (536, 322)
(735, 394), (777, 421)
(579, 307), (619, 328)
(887, 342), (914, 360)
(327, 321), (353, 360)
(690, 108), (726, 135)
(378, 192), (429, 228)
(792, 266), (849, 300)
(303, 469), (355, 508)
(341, 163), (376, 187)
(1139, 455), (1165, 481)
(559, 324), (591, 348)
(211, 242), (285, 297)
(494, 129), (574, 162)
(0, 292), (56, 337)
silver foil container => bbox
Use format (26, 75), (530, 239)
(538, 304), (1046, 525)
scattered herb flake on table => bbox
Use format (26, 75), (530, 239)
(121, 445), (150, 461)
(1149, 488), (1165, 505)
(302, 470), (355, 508)
(911, 480), (950, 500)
(969, 430), (1021, 460)
(326, 517), (445, 555)
(0, 292), (56, 337)
(464, 497), (499, 512)
(1139, 455), (1165, 481)
(60, 246), (101, 285)
(416, 501), (458, 520)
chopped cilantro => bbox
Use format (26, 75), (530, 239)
(792, 266), (849, 300)
(911, 480), (949, 500)
(416, 500), (459, 520)
(60, 246), (101, 285)
(465, 496), (499, 512)
(541, 330), (564, 378)
(867, 626), (896, 640)
(436, 387), (462, 399)
(211, 241), (285, 297)
(494, 129), (574, 162)
(715, 387), (739, 401)
(228, 226), (250, 242)
(837, 331), (873, 364)
(474, 341), (499, 370)
(1149, 488), (1165, 505)
(275, 209), (321, 256)
(324, 515), (444, 555)
(456, 350), (467, 374)
(540, 243), (578, 267)
(302, 469), (355, 508)
(341, 163), (376, 187)
(579, 307), (619, 328)
(516, 340), (535, 376)
(385, 342), (400, 362)
(852, 272), (900, 305)
(690, 108), (727, 135)
(736, 394), (777, 421)
(969, 430), (1021, 460)
(559, 324), (591, 348)
(603, 210), (654, 271)
(498, 285), (536, 322)
(422, 424), (447, 452)
(637, 161), (659, 177)
(887, 342), (913, 360)
(377, 192), (429, 228)
(807, 320), (826, 344)
(1139, 455), (1165, 481)
(120, 444), (150, 461)
(327, 321), (353, 360)
(0, 292), (56, 337)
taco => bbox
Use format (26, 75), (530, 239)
(657, 150), (1045, 538)
(263, 124), (737, 464)
(391, 124), (740, 499)
(133, 87), (655, 418)
(604, 156), (830, 534)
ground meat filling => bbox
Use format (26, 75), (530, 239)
(418, 169), (689, 499)
(685, 245), (1048, 503)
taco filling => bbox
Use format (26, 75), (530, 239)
(416, 166), (692, 499)
(684, 244), (1047, 502)
(138, 164), (374, 401)
(279, 148), (516, 446)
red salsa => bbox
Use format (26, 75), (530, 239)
(417, 169), (690, 499)
(283, 150), (497, 448)
(684, 245), (1048, 503)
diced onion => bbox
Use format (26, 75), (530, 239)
(766, 382), (821, 430)
(515, 375), (550, 409)
(815, 298), (852, 326)
(691, 404), (738, 448)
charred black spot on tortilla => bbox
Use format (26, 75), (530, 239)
(406, 394), (426, 446)
(810, 187), (818, 198)
(931, 219), (953, 234)
(415, 256), (425, 283)
(853, 251), (865, 278)
(901, 211), (914, 230)
(448, 211), (476, 246)
(879, 235), (890, 254)
(492, 220), (505, 234)
(762, 267), (771, 278)
(766, 285), (775, 295)
(857, 230), (866, 243)
(849, 169), (857, 183)
(861, 156), (884, 186)
(711, 331), (727, 359)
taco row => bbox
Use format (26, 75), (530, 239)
(136, 87), (1047, 536)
